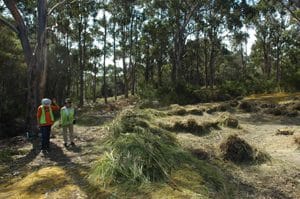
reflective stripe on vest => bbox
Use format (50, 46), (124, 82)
(40, 105), (54, 124)
(60, 107), (74, 126)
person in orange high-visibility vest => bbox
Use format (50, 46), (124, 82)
(37, 98), (60, 152)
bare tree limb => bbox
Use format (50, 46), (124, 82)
(0, 15), (19, 34)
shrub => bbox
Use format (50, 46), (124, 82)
(219, 81), (246, 98)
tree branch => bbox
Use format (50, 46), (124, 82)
(279, 0), (300, 22)
(48, 0), (78, 16)
(0, 15), (19, 34)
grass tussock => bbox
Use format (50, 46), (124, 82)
(88, 108), (189, 186)
(189, 148), (210, 160)
(168, 108), (187, 116)
(220, 134), (269, 164)
(0, 148), (29, 162)
(294, 136), (300, 145)
(276, 129), (294, 136)
(188, 109), (204, 116)
(218, 114), (239, 128)
(238, 101), (256, 112)
(88, 108), (233, 198)
(170, 119), (219, 135)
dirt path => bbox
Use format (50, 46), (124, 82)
(0, 118), (112, 198)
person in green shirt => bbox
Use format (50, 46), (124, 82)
(60, 98), (76, 147)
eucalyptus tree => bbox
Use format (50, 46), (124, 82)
(110, 0), (136, 98)
(107, 4), (119, 100)
(253, 0), (291, 82)
(0, 0), (79, 133)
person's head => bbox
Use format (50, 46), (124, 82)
(65, 98), (72, 107)
(41, 98), (51, 106)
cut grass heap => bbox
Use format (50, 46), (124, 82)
(88, 108), (233, 198)
(294, 136), (300, 145)
(276, 129), (294, 136)
(218, 114), (239, 128)
(171, 119), (219, 135)
(220, 134), (269, 164)
(89, 109), (189, 186)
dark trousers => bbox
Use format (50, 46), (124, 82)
(40, 125), (51, 149)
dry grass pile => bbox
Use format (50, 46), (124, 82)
(238, 101), (256, 112)
(188, 109), (204, 115)
(294, 136), (300, 145)
(276, 129), (294, 136)
(262, 103), (298, 117)
(89, 108), (192, 186)
(292, 102), (300, 111)
(220, 134), (255, 163)
(206, 103), (230, 114)
(189, 148), (210, 160)
(229, 100), (239, 107)
(172, 119), (218, 135)
(218, 114), (239, 128)
(168, 108), (188, 116)
(206, 106), (218, 114)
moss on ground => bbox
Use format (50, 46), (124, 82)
(0, 166), (86, 199)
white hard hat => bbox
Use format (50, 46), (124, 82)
(41, 98), (51, 105)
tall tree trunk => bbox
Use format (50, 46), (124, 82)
(208, 27), (216, 89)
(158, 45), (163, 87)
(4, 0), (47, 132)
(82, 18), (87, 102)
(66, 32), (71, 97)
(275, 40), (281, 83)
(93, 63), (97, 103)
(130, 9), (135, 95)
(145, 44), (150, 83)
(37, 0), (47, 99)
(122, 25), (128, 98)
(103, 13), (108, 104)
(204, 33), (209, 88)
(240, 43), (246, 78)
(113, 21), (117, 100)
(78, 13), (84, 107)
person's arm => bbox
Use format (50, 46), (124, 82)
(51, 98), (60, 111)
(73, 108), (77, 124)
(36, 106), (41, 126)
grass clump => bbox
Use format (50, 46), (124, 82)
(188, 109), (203, 116)
(218, 114), (239, 128)
(276, 129), (294, 135)
(171, 119), (218, 135)
(0, 148), (14, 162)
(88, 108), (235, 198)
(294, 136), (300, 145)
(238, 101), (256, 112)
(220, 134), (269, 164)
(168, 108), (187, 116)
(220, 135), (255, 163)
(89, 108), (188, 186)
